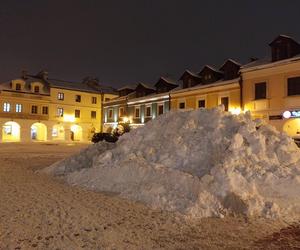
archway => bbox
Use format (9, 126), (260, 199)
(70, 125), (83, 141)
(283, 118), (300, 138)
(31, 122), (47, 141)
(52, 124), (65, 140)
(2, 121), (21, 142)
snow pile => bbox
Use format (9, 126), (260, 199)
(45, 107), (300, 219)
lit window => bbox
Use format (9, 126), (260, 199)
(34, 86), (40, 93)
(42, 106), (48, 115)
(92, 97), (97, 104)
(91, 111), (97, 119)
(146, 106), (152, 117)
(119, 107), (124, 117)
(16, 83), (21, 91)
(134, 107), (140, 118)
(3, 102), (11, 112)
(108, 109), (113, 119)
(75, 109), (81, 118)
(57, 107), (64, 117)
(75, 95), (81, 102)
(57, 93), (64, 100)
(16, 104), (22, 113)
(31, 105), (38, 114)
(179, 102), (185, 109)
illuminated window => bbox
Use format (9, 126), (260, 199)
(146, 106), (152, 117)
(198, 99), (205, 108)
(16, 83), (21, 91)
(158, 104), (164, 115)
(75, 109), (81, 118)
(16, 104), (22, 113)
(3, 102), (11, 112)
(179, 102), (185, 109)
(108, 109), (113, 119)
(57, 93), (64, 100)
(75, 95), (81, 102)
(119, 107), (124, 117)
(57, 107), (64, 117)
(92, 97), (97, 104)
(91, 111), (97, 119)
(42, 106), (48, 115)
(31, 105), (38, 114)
(34, 86), (40, 93)
(134, 107), (140, 118)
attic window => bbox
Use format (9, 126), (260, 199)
(34, 86), (40, 93)
(16, 83), (21, 91)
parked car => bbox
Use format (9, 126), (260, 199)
(91, 132), (118, 143)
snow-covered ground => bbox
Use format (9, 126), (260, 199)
(45, 107), (300, 221)
(0, 143), (299, 249)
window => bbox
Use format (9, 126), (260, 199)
(3, 102), (10, 112)
(75, 95), (81, 102)
(42, 106), (48, 115)
(108, 109), (113, 119)
(179, 102), (185, 109)
(198, 99), (206, 108)
(16, 83), (21, 91)
(158, 104), (164, 115)
(31, 105), (38, 114)
(221, 97), (229, 111)
(57, 93), (64, 100)
(75, 109), (81, 118)
(57, 107), (64, 117)
(91, 111), (97, 119)
(92, 97), (97, 104)
(16, 104), (22, 113)
(134, 107), (140, 118)
(34, 86), (40, 93)
(146, 106), (152, 117)
(119, 107), (124, 117)
(288, 77), (300, 96)
(255, 82), (267, 100)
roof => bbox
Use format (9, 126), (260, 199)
(199, 65), (223, 75)
(117, 84), (138, 91)
(155, 76), (179, 86)
(219, 59), (242, 70)
(269, 34), (300, 45)
(179, 70), (201, 80)
(136, 82), (156, 91)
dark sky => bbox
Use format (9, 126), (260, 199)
(0, 0), (300, 88)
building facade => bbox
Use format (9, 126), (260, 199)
(0, 71), (116, 143)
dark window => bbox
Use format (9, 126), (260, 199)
(135, 107), (140, 118)
(91, 111), (97, 119)
(179, 102), (185, 109)
(198, 99), (206, 108)
(255, 82), (267, 100)
(288, 77), (300, 96)
(221, 97), (229, 111)
(119, 107), (124, 117)
(92, 97), (97, 104)
(75, 95), (81, 102)
(75, 109), (81, 118)
(42, 106), (48, 115)
(31, 105), (38, 114)
(108, 109), (113, 119)
(58, 93), (64, 100)
(158, 104), (164, 115)
(16, 83), (21, 91)
(146, 106), (151, 117)
(34, 86), (40, 93)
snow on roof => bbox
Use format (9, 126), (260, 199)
(219, 59), (242, 70)
(137, 82), (156, 90)
(179, 70), (201, 80)
(157, 76), (179, 86)
(199, 65), (224, 74)
(117, 84), (138, 91)
(269, 34), (300, 45)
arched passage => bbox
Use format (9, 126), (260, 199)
(71, 125), (83, 141)
(283, 118), (300, 137)
(2, 121), (21, 142)
(52, 124), (65, 140)
(31, 122), (47, 141)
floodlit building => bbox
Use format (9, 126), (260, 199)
(241, 35), (300, 137)
(170, 59), (241, 114)
(103, 77), (178, 132)
(0, 71), (116, 143)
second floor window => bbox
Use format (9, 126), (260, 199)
(288, 77), (300, 96)
(91, 111), (97, 119)
(198, 99), (206, 108)
(57, 107), (64, 117)
(58, 93), (64, 100)
(158, 104), (164, 115)
(146, 106), (152, 117)
(42, 106), (48, 115)
(16, 83), (21, 91)
(75, 95), (81, 102)
(179, 102), (185, 109)
(108, 109), (113, 119)
(31, 105), (38, 114)
(16, 104), (22, 113)
(75, 109), (81, 118)
(119, 107), (124, 117)
(92, 97), (97, 104)
(3, 102), (10, 112)
(34, 86), (40, 93)
(134, 107), (140, 118)
(255, 82), (267, 100)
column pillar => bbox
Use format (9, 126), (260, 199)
(21, 124), (31, 143)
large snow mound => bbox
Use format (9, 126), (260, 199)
(44, 107), (300, 219)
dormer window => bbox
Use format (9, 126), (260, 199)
(34, 86), (40, 93)
(16, 83), (21, 91)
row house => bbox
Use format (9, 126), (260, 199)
(103, 77), (178, 132)
(0, 71), (116, 142)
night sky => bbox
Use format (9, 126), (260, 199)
(0, 0), (300, 88)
